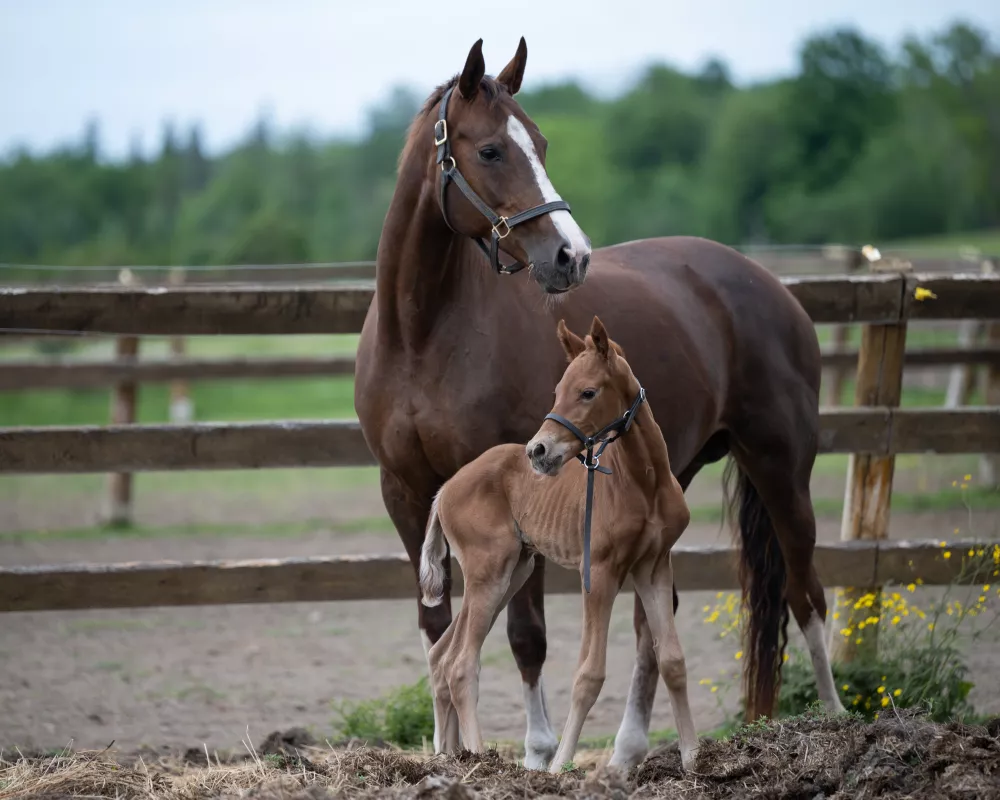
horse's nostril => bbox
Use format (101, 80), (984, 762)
(532, 442), (547, 459)
(556, 245), (573, 269)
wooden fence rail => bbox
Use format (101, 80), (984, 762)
(3, 347), (999, 391)
(2, 272), (999, 336)
(1, 408), (998, 474)
(2, 539), (995, 613)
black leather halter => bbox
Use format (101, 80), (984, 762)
(434, 85), (574, 275)
(544, 386), (647, 592)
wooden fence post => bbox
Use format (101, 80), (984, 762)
(823, 248), (866, 407)
(103, 269), (140, 527)
(981, 259), (999, 488)
(829, 249), (910, 664)
(168, 267), (194, 423)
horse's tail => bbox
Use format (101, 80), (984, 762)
(722, 458), (789, 721)
(418, 490), (448, 607)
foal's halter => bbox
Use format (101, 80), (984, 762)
(544, 385), (647, 593)
(434, 85), (573, 275)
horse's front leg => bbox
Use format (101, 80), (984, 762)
(506, 557), (559, 770)
(379, 467), (459, 752)
(548, 564), (618, 774)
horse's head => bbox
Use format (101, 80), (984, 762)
(419, 38), (591, 294)
(527, 317), (640, 475)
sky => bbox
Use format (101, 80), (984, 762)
(2, 0), (998, 160)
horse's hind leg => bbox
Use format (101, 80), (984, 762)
(632, 551), (699, 771)
(506, 560), (558, 770)
(730, 425), (845, 717)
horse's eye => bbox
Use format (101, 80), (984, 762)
(581, 389), (596, 401)
(478, 146), (502, 163)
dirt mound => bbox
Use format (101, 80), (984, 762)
(2, 713), (998, 799)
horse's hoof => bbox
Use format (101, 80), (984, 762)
(523, 735), (558, 771)
(607, 733), (648, 771)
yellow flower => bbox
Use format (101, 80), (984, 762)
(702, 605), (710, 612)
(928, 623), (935, 631)
(939, 541), (947, 548)
(906, 583), (916, 592)
(699, 678), (713, 686)
(881, 697), (890, 708)
(842, 684), (850, 691)
(735, 650), (743, 661)
(913, 286), (937, 301)
(964, 474), (972, 481)
(782, 653), (789, 663)
(833, 612), (840, 620)
(877, 686), (885, 694)
(710, 686), (718, 693)
(891, 615), (901, 625)
(943, 551), (952, 560)
(893, 689), (902, 697)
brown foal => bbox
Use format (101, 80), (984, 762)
(419, 317), (699, 773)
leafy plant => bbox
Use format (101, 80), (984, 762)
(333, 676), (435, 748)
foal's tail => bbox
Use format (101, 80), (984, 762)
(418, 490), (448, 607)
(722, 459), (789, 722)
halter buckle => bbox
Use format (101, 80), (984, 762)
(433, 119), (448, 147)
(492, 217), (511, 239)
(440, 156), (456, 173)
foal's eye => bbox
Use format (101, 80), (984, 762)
(580, 389), (597, 401)
(478, 146), (502, 163)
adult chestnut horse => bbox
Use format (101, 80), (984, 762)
(354, 38), (845, 770)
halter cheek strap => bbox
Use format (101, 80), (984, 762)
(544, 386), (646, 592)
(434, 85), (574, 276)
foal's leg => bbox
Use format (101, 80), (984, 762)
(632, 552), (699, 771)
(548, 565), (618, 774)
(610, 462), (699, 769)
(506, 559), (559, 770)
(447, 549), (524, 754)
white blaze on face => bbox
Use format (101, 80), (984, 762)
(505, 116), (591, 260)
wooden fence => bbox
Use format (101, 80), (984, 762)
(2, 268), (999, 622)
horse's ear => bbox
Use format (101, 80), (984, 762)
(497, 37), (528, 95)
(459, 39), (486, 101)
(589, 316), (610, 359)
(557, 319), (586, 362)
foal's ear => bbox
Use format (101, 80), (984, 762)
(459, 39), (486, 101)
(557, 319), (586, 362)
(497, 37), (528, 95)
(589, 316), (611, 359)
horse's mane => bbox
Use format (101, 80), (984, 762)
(398, 74), (506, 173)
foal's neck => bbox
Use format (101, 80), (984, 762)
(610, 385), (673, 497)
(374, 120), (488, 350)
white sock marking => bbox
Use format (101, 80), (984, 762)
(505, 116), (591, 259)
(803, 610), (845, 712)
(521, 678), (558, 770)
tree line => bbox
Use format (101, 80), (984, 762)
(1, 21), (997, 269)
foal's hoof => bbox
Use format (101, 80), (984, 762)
(680, 746), (700, 773)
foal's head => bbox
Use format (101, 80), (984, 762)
(405, 38), (591, 293)
(527, 317), (638, 476)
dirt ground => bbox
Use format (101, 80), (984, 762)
(3, 472), (999, 755)
(4, 712), (1000, 799)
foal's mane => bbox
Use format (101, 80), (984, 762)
(398, 75), (507, 173)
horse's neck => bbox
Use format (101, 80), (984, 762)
(374, 152), (487, 350)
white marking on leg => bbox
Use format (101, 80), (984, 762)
(803, 610), (846, 713)
(521, 678), (558, 770)
(505, 116), (591, 259)
(609, 650), (656, 769)
(422, 631), (443, 752)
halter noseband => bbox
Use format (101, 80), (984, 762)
(544, 385), (647, 592)
(434, 85), (574, 275)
